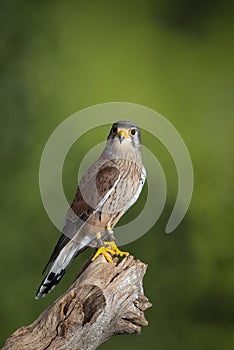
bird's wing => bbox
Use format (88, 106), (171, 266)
(42, 160), (120, 272)
(65, 160), (120, 237)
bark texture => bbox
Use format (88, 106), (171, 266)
(2, 255), (151, 350)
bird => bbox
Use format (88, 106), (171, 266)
(36, 121), (146, 299)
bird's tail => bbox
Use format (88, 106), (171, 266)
(35, 240), (83, 299)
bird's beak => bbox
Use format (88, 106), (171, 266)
(118, 130), (129, 143)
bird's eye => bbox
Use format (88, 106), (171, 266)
(112, 126), (118, 133)
(130, 128), (136, 136)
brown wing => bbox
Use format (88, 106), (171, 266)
(42, 161), (119, 272)
(64, 160), (119, 236)
(96, 163), (120, 198)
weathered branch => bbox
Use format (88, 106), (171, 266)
(2, 255), (151, 350)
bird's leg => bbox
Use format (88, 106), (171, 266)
(104, 224), (115, 242)
(104, 224), (129, 257)
(103, 241), (129, 257)
(91, 228), (129, 263)
(91, 232), (116, 264)
(96, 231), (104, 247)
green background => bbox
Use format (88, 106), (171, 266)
(0, 0), (233, 349)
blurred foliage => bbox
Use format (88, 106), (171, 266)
(0, 0), (234, 349)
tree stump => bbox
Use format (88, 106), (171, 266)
(1, 255), (151, 350)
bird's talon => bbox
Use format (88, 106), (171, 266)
(91, 247), (114, 263)
(91, 241), (129, 264)
(119, 251), (129, 257)
(103, 241), (129, 257)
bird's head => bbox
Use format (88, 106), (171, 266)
(107, 121), (142, 149)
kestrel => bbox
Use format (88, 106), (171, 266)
(36, 121), (146, 299)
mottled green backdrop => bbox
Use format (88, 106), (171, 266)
(0, 0), (234, 349)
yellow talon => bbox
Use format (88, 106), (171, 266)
(104, 241), (129, 257)
(91, 241), (129, 264)
(91, 247), (115, 264)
